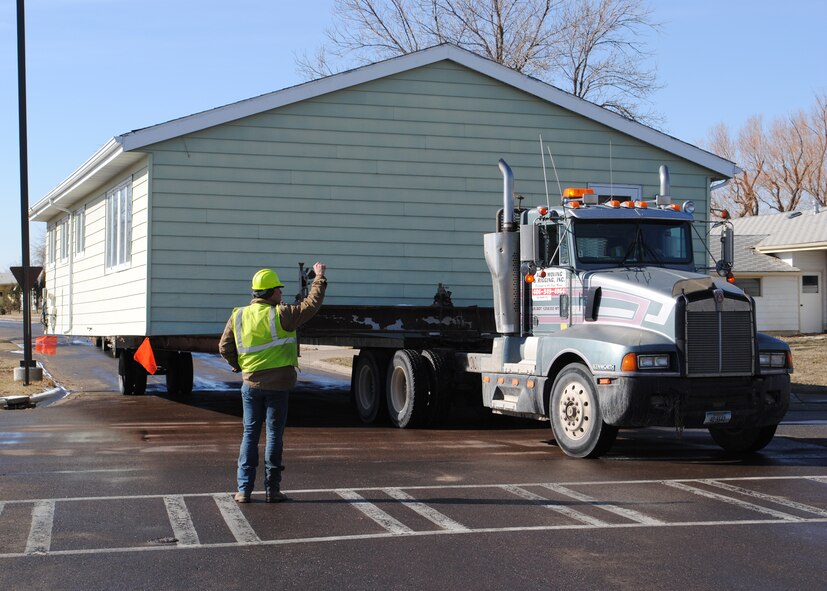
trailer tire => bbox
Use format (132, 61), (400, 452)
(352, 349), (390, 424)
(708, 424), (777, 453)
(386, 349), (430, 428)
(422, 349), (453, 426)
(165, 352), (194, 396)
(118, 350), (147, 396)
(549, 363), (617, 458)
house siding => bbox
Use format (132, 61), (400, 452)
(141, 61), (716, 335)
(44, 162), (150, 336)
(751, 275), (801, 333)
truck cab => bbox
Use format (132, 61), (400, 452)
(479, 160), (792, 458)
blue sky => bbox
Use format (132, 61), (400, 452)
(2, 0), (826, 272)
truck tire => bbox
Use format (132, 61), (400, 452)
(118, 350), (147, 396)
(708, 424), (778, 453)
(165, 352), (194, 396)
(386, 349), (430, 428)
(422, 349), (453, 426)
(352, 349), (390, 424)
(549, 363), (617, 458)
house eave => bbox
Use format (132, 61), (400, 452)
(29, 139), (147, 222)
(755, 242), (827, 254)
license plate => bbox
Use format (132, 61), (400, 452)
(704, 410), (732, 425)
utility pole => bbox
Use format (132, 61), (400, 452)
(17, 0), (33, 385)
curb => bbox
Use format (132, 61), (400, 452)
(1, 387), (65, 409)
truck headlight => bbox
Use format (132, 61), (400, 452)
(759, 352), (787, 368)
(636, 354), (670, 369)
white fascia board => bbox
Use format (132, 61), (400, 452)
(117, 44), (738, 179)
(755, 242), (827, 253)
(29, 138), (123, 221)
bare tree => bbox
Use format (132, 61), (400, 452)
(707, 118), (764, 217)
(759, 112), (812, 213)
(297, 0), (662, 124)
(804, 93), (827, 207)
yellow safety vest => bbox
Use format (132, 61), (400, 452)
(231, 303), (298, 373)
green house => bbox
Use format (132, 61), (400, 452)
(29, 44), (737, 339)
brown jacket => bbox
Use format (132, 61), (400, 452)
(219, 277), (327, 391)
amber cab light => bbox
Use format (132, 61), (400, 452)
(635, 200), (648, 208)
(607, 200), (621, 208)
(538, 207), (548, 216)
(726, 272), (735, 284)
(621, 353), (637, 371)
(525, 274), (535, 283)
(563, 187), (595, 199)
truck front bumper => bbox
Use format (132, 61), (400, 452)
(597, 374), (790, 428)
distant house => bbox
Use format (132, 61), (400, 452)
(724, 206), (827, 334)
(0, 272), (20, 314)
(28, 44), (738, 339)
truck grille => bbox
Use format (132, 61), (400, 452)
(686, 310), (753, 376)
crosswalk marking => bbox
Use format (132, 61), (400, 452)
(383, 488), (468, 531)
(500, 485), (608, 526)
(1, 475), (825, 559)
(213, 493), (261, 544)
(540, 483), (666, 525)
(701, 480), (827, 518)
(25, 500), (55, 555)
(164, 496), (201, 546)
(336, 489), (415, 535)
(662, 481), (803, 521)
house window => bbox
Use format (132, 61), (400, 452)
(802, 275), (819, 294)
(59, 217), (69, 262)
(48, 225), (56, 265)
(735, 277), (762, 297)
(106, 180), (132, 270)
(587, 183), (642, 204)
(74, 205), (85, 257)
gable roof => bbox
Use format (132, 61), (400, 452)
(728, 234), (799, 273)
(0, 272), (17, 286)
(728, 207), (827, 252)
(30, 44), (739, 222)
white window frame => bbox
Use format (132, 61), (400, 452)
(59, 217), (70, 262)
(73, 205), (86, 258)
(105, 179), (133, 271)
(47, 224), (56, 266)
(588, 183), (643, 204)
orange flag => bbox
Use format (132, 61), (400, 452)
(35, 335), (57, 355)
(134, 337), (157, 375)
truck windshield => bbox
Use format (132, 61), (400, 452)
(573, 220), (692, 266)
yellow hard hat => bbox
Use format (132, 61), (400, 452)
(251, 269), (284, 290)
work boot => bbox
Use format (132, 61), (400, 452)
(265, 490), (290, 503)
(234, 492), (251, 503)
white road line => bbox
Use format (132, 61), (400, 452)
(336, 489), (414, 535)
(164, 496), (201, 546)
(2, 517), (825, 559)
(541, 484), (665, 525)
(500, 485), (608, 526)
(382, 488), (468, 531)
(702, 480), (827, 518)
(212, 493), (261, 544)
(25, 500), (55, 555)
(807, 476), (827, 484)
(662, 481), (803, 521)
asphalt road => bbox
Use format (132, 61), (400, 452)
(1, 318), (826, 591)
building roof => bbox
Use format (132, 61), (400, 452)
(729, 234), (799, 273)
(727, 207), (827, 253)
(30, 44), (739, 222)
(0, 272), (17, 286)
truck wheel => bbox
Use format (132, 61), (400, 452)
(386, 349), (429, 428)
(165, 352), (194, 396)
(352, 350), (390, 424)
(549, 363), (617, 458)
(118, 350), (147, 396)
(708, 424), (778, 453)
(422, 349), (453, 426)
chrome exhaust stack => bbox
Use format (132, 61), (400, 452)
(484, 159), (520, 335)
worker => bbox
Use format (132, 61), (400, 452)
(219, 263), (327, 503)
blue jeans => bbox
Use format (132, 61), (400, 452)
(237, 384), (289, 495)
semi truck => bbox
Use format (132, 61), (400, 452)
(102, 159), (792, 458)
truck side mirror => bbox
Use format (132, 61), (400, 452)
(717, 226), (734, 276)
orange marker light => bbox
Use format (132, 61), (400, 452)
(538, 207), (548, 216)
(621, 201), (634, 208)
(563, 188), (595, 199)
(511, 378), (519, 386)
(635, 200), (648, 208)
(726, 272), (735, 284)
(621, 353), (637, 371)
(608, 200), (621, 208)
(525, 274), (535, 283)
